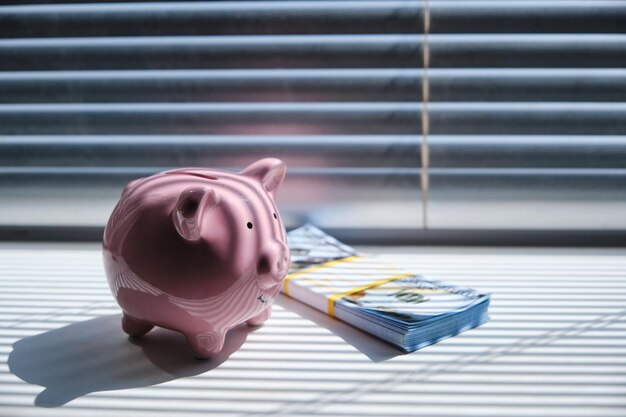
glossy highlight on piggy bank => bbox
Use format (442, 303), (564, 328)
(103, 158), (290, 358)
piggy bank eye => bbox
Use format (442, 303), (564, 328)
(273, 213), (277, 219)
(247, 222), (253, 229)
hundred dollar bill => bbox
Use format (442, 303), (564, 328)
(287, 224), (359, 272)
(340, 275), (487, 324)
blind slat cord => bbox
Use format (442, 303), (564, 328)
(421, 0), (430, 229)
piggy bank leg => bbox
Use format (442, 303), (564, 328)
(186, 329), (226, 359)
(246, 307), (272, 327)
(121, 313), (154, 337)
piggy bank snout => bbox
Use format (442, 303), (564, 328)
(257, 241), (290, 282)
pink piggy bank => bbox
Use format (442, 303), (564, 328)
(103, 158), (290, 358)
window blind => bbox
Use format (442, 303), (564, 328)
(0, 0), (624, 243)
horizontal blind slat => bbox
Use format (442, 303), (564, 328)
(0, 135), (421, 168)
(4, 102), (626, 135)
(0, 102), (423, 135)
(4, 1), (626, 37)
(5, 69), (626, 103)
(430, 1), (626, 34)
(429, 136), (626, 169)
(429, 34), (626, 68)
(428, 102), (626, 135)
(0, 1), (422, 37)
(2, 34), (624, 71)
(0, 69), (424, 103)
(0, 35), (423, 70)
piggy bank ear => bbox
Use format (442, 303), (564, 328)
(173, 186), (220, 241)
(240, 158), (286, 196)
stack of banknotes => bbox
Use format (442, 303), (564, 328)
(285, 225), (491, 353)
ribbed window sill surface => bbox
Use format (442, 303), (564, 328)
(0, 243), (625, 416)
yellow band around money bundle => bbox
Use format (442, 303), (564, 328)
(327, 272), (413, 317)
(283, 256), (360, 295)
(283, 256), (413, 317)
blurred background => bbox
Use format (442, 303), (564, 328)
(1, 0), (625, 244)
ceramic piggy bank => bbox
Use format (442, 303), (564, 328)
(103, 158), (290, 358)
